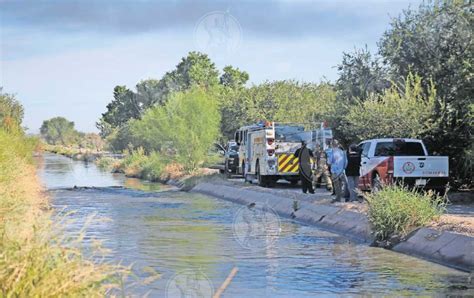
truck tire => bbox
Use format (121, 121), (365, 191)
(256, 160), (268, 187)
(225, 163), (231, 178)
(243, 162), (252, 183)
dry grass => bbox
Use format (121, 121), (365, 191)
(0, 130), (125, 296)
(429, 215), (474, 237)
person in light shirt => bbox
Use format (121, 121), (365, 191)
(329, 140), (347, 202)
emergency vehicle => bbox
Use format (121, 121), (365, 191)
(234, 121), (332, 187)
(358, 138), (449, 193)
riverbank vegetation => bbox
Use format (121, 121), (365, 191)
(366, 185), (446, 243)
(40, 116), (107, 162)
(93, 1), (472, 189)
(0, 90), (123, 296)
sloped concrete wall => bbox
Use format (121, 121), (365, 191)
(393, 228), (473, 272)
(191, 182), (473, 272)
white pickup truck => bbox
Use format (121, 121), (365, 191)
(358, 138), (449, 193)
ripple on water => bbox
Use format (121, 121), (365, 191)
(40, 153), (472, 297)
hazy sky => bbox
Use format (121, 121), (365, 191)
(0, 0), (420, 133)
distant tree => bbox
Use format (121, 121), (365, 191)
(80, 133), (105, 151)
(40, 117), (78, 145)
(379, 0), (473, 185)
(0, 88), (24, 131)
(344, 73), (436, 141)
(336, 47), (389, 102)
(174, 51), (219, 89)
(220, 66), (249, 88)
(219, 80), (337, 140)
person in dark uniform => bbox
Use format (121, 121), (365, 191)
(294, 140), (314, 194)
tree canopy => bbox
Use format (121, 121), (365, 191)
(40, 117), (78, 145)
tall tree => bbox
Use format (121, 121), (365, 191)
(40, 117), (78, 145)
(379, 0), (473, 185)
(220, 66), (249, 88)
(336, 47), (389, 102)
(100, 85), (138, 129)
(0, 88), (24, 131)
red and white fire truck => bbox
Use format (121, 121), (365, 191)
(234, 121), (332, 187)
(358, 138), (449, 193)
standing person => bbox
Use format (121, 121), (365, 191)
(346, 144), (362, 202)
(313, 144), (333, 192)
(329, 140), (347, 202)
(294, 140), (314, 194)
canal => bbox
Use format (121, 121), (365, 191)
(38, 153), (472, 296)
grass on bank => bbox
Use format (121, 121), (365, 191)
(96, 147), (185, 182)
(365, 185), (446, 241)
(0, 130), (125, 296)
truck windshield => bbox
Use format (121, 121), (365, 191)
(275, 126), (305, 142)
(374, 141), (425, 156)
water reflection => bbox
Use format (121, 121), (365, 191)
(41, 153), (472, 296)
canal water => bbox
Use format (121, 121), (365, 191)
(38, 153), (472, 297)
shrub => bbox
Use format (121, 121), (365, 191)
(95, 156), (117, 171)
(365, 185), (445, 241)
(131, 87), (221, 172)
(141, 152), (167, 181)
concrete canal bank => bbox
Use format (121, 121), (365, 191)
(191, 182), (473, 272)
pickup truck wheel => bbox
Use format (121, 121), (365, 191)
(372, 173), (382, 192)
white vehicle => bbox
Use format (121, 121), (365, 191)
(358, 138), (449, 193)
(234, 122), (332, 187)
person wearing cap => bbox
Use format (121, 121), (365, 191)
(294, 140), (314, 194)
(328, 140), (348, 202)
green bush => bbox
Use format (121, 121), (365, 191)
(344, 73), (436, 142)
(140, 151), (166, 181)
(131, 87), (221, 172)
(95, 156), (117, 171)
(365, 185), (445, 241)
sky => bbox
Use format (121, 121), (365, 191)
(0, 0), (421, 133)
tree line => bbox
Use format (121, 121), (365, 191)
(42, 1), (471, 187)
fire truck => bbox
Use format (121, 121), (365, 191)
(234, 121), (332, 187)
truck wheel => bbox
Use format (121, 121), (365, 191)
(372, 173), (382, 193)
(225, 163), (231, 178)
(256, 161), (267, 187)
